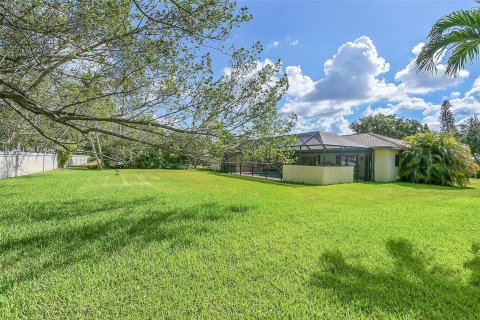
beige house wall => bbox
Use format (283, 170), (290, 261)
(283, 165), (354, 185)
(374, 149), (400, 182)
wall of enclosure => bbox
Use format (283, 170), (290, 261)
(213, 162), (283, 180)
(283, 165), (354, 185)
(295, 148), (373, 182)
(0, 152), (58, 179)
(67, 155), (89, 167)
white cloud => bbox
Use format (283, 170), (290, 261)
(305, 36), (395, 102)
(294, 114), (353, 134)
(280, 36), (473, 134)
(281, 36), (397, 133)
(450, 91), (461, 99)
(285, 66), (315, 96)
(289, 40), (299, 46)
(272, 41), (279, 48)
(394, 43), (469, 94)
(449, 79), (480, 119)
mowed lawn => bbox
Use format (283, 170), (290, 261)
(1, 169), (479, 319)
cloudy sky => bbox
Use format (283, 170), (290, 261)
(225, 0), (480, 134)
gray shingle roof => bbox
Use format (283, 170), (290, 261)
(292, 131), (406, 150)
(294, 132), (369, 149)
(246, 131), (405, 150)
(342, 133), (405, 149)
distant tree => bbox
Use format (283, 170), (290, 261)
(400, 132), (479, 187)
(349, 114), (427, 139)
(459, 114), (480, 163)
(416, 0), (480, 76)
(439, 100), (458, 136)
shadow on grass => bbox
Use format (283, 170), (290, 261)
(310, 239), (480, 319)
(0, 198), (254, 294)
(208, 171), (310, 188)
(1, 196), (159, 223)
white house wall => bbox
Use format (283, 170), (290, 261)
(374, 149), (400, 182)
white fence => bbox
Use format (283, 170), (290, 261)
(67, 155), (89, 167)
(0, 152), (58, 179)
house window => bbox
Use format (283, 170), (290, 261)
(395, 154), (400, 167)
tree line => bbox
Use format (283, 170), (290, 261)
(349, 102), (480, 166)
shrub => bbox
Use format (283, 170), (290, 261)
(400, 132), (479, 187)
(133, 149), (184, 169)
(57, 147), (75, 168)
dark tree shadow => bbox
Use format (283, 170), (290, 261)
(310, 239), (480, 319)
(0, 198), (254, 294)
(1, 196), (159, 223)
(208, 172), (310, 188)
(464, 243), (480, 287)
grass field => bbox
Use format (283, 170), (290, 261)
(1, 169), (479, 319)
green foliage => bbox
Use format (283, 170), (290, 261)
(459, 114), (480, 161)
(349, 114), (428, 139)
(400, 132), (479, 186)
(0, 1), (295, 161)
(133, 150), (185, 169)
(235, 135), (297, 166)
(1, 169), (480, 318)
(416, 3), (480, 76)
(57, 146), (76, 168)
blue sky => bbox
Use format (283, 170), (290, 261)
(223, 0), (480, 133)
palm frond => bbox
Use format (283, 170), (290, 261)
(428, 9), (480, 41)
(416, 7), (480, 76)
(446, 36), (480, 75)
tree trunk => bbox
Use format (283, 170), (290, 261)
(89, 133), (104, 170)
(95, 133), (105, 169)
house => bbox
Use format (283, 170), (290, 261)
(217, 131), (406, 185)
(283, 131), (405, 185)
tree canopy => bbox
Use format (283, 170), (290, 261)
(459, 114), (480, 163)
(0, 0), (295, 162)
(349, 114), (428, 139)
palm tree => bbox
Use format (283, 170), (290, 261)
(416, 1), (480, 76)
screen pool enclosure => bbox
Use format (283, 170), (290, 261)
(217, 162), (284, 181)
(216, 131), (384, 182)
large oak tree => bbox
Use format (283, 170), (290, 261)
(0, 0), (295, 162)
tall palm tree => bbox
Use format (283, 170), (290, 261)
(416, 1), (480, 76)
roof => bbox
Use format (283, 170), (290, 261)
(292, 131), (406, 150)
(342, 133), (406, 150)
(239, 131), (406, 151)
(294, 131), (369, 149)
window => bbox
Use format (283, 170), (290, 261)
(395, 154), (400, 167)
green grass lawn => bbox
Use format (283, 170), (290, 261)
(1, 169), (479, 319)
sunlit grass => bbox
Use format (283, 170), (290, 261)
(1, 169), (479, 319)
